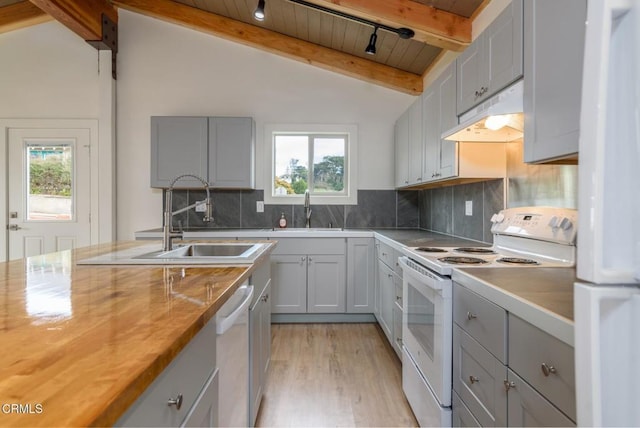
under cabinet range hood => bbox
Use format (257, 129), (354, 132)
(443, 79), (524, 142)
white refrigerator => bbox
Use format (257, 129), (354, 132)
(575, 0), (640, 426)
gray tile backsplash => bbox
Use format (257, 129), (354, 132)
(166, 180), (503, 243)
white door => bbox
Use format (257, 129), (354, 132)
(7, 128), (91, 260)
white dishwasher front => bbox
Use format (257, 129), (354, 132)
(216, 283), (253, 428)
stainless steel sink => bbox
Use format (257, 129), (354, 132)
(77, 242), (267, 265)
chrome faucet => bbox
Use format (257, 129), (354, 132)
(163, 174), (213, 251)
(304, 189), (312, 228)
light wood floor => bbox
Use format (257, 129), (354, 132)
(255, 323), (418, 427)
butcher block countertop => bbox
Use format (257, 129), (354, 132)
(0, 240), (274, 427)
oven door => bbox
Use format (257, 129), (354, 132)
(399, 256), (453, 407)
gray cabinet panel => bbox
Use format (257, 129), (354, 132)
(507, 369), (575, 427)
(394, 111), (410, 187)
(208, 117), (255, 188)
(408, 97), (424, 184)
(453, 391), (481, 428)
(437, 63), (458, 179)
(347, 238), (375, 313)
(453, 283), (507, 363)
(150, 116), (208, 188)
(377, 261), (394, 342)
(307, 254), (346, 313)
(271, 255), (307, 313)
(392, 302), (402, 358)
(457, 37), (485, 115)
(453, 324), (507, 427)
(523, 0), (586, 163)
(508, 314), (576, 421)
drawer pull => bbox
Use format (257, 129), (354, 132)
(261, 293), (269, 302)
(469, 375), (480, 384)
(503, 380), (516, 392)
(167, 393), (183, 410)
(466, 311), (477, 320)
(541, 362), (557, 377)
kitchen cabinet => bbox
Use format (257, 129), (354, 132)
(395, 97), (424, 187)
(346, 238), (375, 313)
(422, 61), (458, 182)
(523, 0), (586, 163)
(375, 239), (402, 351)
(150, 116), (255, 188)
(377, 261), (395, 343)
(457, 0), (523, 115)
(249, 261), (271, 427)
(115, 319), (218, 427)
(270, 238), (346, 314)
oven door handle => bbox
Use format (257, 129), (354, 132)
(398, 256), (444, 291)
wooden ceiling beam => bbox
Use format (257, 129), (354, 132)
(295, 0), (472, 52)
(112, 0), (423, 95)
(0, 1), (53, 34)
(28, 0), (117, 41)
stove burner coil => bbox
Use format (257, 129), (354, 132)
(454, 247), (497, 255)
(496, 257), (540, 265)
(415, 247), (448, 253)
(438, 256), (489, 265)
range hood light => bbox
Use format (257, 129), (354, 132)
(485, 114), (511, 131)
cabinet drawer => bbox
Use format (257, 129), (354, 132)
(453, 324), (507, 427)
(116, 320), (217, 427)
(376, 240), (396, 269)
(453, 391), (481, 428)
(508, 314), (575, 421)
(507, 369), (575, 427)
(271, 238), (345, 255)
(453, 283), (507, 362)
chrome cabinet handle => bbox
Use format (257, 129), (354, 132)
(469, 375), (479, 384)
(467, 311), (477, 320)
(7, 224), (22, 231)
(261, 293), (269, 302)
(475, 86), (489, 98)
(308, 257), (313, 262)
(167, 393), (183, 410)
(503, 380), (516, 392)
(541, 363), (557, 377)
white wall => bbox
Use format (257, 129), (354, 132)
(116, 11), (414, 239)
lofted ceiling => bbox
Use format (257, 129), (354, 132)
(0, 0), (489, 94)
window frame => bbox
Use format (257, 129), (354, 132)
(265, 123), (358, 205)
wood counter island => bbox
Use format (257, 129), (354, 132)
(0, 241), (274, 427)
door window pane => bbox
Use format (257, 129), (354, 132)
(26, 142), (74, 221)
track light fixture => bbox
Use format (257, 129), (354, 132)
(365, 26), (378, 55)
(288, 0), (415, 55)
(253, 0), (265, 21)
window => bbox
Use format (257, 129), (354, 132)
(265, 124), (358, 205)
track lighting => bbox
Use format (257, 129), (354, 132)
(253, 0), (265, 21)
(365, 26), (378, 55)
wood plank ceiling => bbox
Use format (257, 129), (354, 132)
(0, 0), (488, 94)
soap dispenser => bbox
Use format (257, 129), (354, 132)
(279, 212), (287, 228)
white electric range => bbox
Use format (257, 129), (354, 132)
(398, 206), (577, 427)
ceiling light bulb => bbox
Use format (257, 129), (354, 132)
(365, 27), (378, 55)
(485, 114), (510, 131)
(254, 0), (265, 21)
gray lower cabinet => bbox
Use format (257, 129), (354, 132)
(249, 262), (271, 427)
(377, 261), (395, 344)
(375, 239), (402, 353)
(523, 0), (586, 163)
(346, 238), (375, 313)
(453, 391), (481, 428)
(270, 238), (346, 314)
(150, 116), (255, 188)
(457, 0), (523, 115)
(115, 319), (218, 427)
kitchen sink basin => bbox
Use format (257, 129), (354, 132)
(77, 242), (268, 265)
(271, 228), (342, 232)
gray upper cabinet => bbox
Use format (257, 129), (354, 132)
(150, 116), (255, 188)
(395, 97), (423, 188)
(457, 0), (523, 115)
(394, 111), (410, 188)
(523, 0), (586, 163)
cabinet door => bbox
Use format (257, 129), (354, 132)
(346, 238), (375, 313)
(456, 36), (486, 115)
(395, 111), (410, 187)
(422, 83), (439, 181)
(208, 117), (255, 188)
(260, 280), (271, 386)
(181, 369), (219, 428)
(408, 97), (424, 185)
(484, 0), (523, 100)
(249, 280), (271, 426)
(377, 262), (394, 342)
(523, 0), (585, 163)
(392, 300), (402, 358)
(271, 255), (307, 313)
(307, 254), (346, 313)
(436, 63), (458, 179)
(150, 117), (208, 188)
(507, 369), (575, 427)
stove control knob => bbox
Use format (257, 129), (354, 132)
(493, 213), (505, 223)
(559, 217), (573, 230)
(490, 214), (498, 223)
(548, 216), (559, 228)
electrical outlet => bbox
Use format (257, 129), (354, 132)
(195, 200), (207, 212)
(465, 200), (473, 216)
(256, 201), (264, 213)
